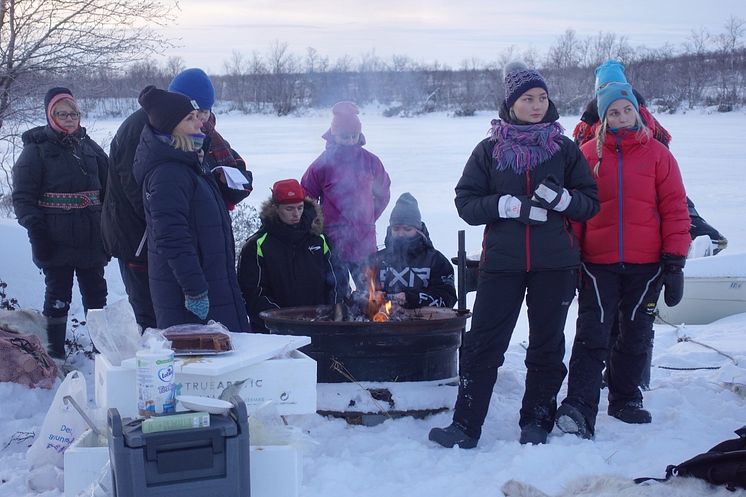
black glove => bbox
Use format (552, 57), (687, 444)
(29, 230), (54, 264)
(661, 254), (685, 307)
(532, 175), (572, 212)
(497, 195), (547, 225)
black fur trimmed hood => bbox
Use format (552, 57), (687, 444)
(259, 197), (323, 235)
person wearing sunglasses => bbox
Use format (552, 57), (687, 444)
(12, 87), (110, 361)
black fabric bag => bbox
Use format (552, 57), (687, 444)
(636, 426), (746, 490)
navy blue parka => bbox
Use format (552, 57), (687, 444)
(132, 125), (249, 331)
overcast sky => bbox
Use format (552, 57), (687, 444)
(160, 0), (745, 73)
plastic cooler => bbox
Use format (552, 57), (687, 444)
(107, 396), (250, 497)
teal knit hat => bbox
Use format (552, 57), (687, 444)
(595, 60), (638, 120)
(595, 60), (629, 91)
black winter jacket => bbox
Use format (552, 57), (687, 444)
(455, 103), (599, 272)
(370, 224), (457, 308)
(101, 109), (253, 262)
(132, 125), (249, 332)
(237, 199), (349, 331)
(101, 109), (149, 262)
(12, 126), (109, 269)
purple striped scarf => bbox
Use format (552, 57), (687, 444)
(490, 120), (565, 173)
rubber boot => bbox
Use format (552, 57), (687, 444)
(45, 315), (68, 360)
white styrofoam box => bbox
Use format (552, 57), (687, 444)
(95, 354), (138, 418)
(63, 430), (302, 497)
(250, 445), (302, 497)
(175, 349), (317, 415)
(96, 349), (317, 418)
(63, 430), (111, 497)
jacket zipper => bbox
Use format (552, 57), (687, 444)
(525, 171), (532, 272)
(616, 137), (624, 263)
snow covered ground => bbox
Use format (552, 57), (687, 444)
(1, 107), (746, 496)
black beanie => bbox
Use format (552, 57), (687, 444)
(503, 61), (549, 110)
(138, 85), (199, 134)
(389, 192), (422, 228)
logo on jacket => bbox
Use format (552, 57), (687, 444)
(308, 245), (322, 253)
(382, 267), (431, 287)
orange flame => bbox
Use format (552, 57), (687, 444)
(373, 300), (393, 322)
(364, 267), (395, 321)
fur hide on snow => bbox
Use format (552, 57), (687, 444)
(502, 475), (746, 497)
(0, 308), (48, 349)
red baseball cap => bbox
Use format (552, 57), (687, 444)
(272, 179), (305, 204)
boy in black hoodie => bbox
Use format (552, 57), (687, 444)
(368, 193), (456, 309)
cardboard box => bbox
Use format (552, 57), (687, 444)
(64, 430), (303, 497)
(95, 349), (317, 418)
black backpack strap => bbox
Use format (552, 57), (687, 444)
(634, 465), (678, 485)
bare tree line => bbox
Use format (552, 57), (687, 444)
(62, 17), (742, 120)
(1, 13), (742, 194)
(0, 0), (176, 190)
(0, 3), (742, 202)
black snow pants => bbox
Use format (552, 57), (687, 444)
(453, 269), (577, 439)
(118, 259), (156, 331)
(42, 265), (108, 318)
(42, 265), (107, 358)
(562, 262), (662, 433)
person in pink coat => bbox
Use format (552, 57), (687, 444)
(301, 101), (391, 285)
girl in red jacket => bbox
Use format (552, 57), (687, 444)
(555, 60), (690, 439)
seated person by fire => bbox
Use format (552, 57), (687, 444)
(237, 179), (349, 331)
(360, 193), (457, 321)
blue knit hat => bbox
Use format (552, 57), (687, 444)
(597, 82), (639, 120)
(595, 59), (629, 91)
(503, 61), (549, 110)
(168, 68), (215, 110)
(594, 59), (639, 120)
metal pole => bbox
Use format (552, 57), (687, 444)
(457, 230), (467, 314)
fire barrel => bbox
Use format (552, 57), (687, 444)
(260, 306), (468, 383)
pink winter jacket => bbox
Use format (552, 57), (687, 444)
(302, 131), (391, 264)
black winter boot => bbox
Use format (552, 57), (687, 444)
(519, 425), (548, 445)
(428, 423), (478, 449)
(429, 368), (497, 449)
(608, 402), (652, 424)
(45, 315), (68, 360)
(555, 403), (593, 439)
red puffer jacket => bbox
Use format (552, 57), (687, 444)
(578, 128), (690, 264)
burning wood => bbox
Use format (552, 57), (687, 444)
(302, 269), (433, 323)
(365, 269), (393, 321)
(373, 301), (392, 322)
